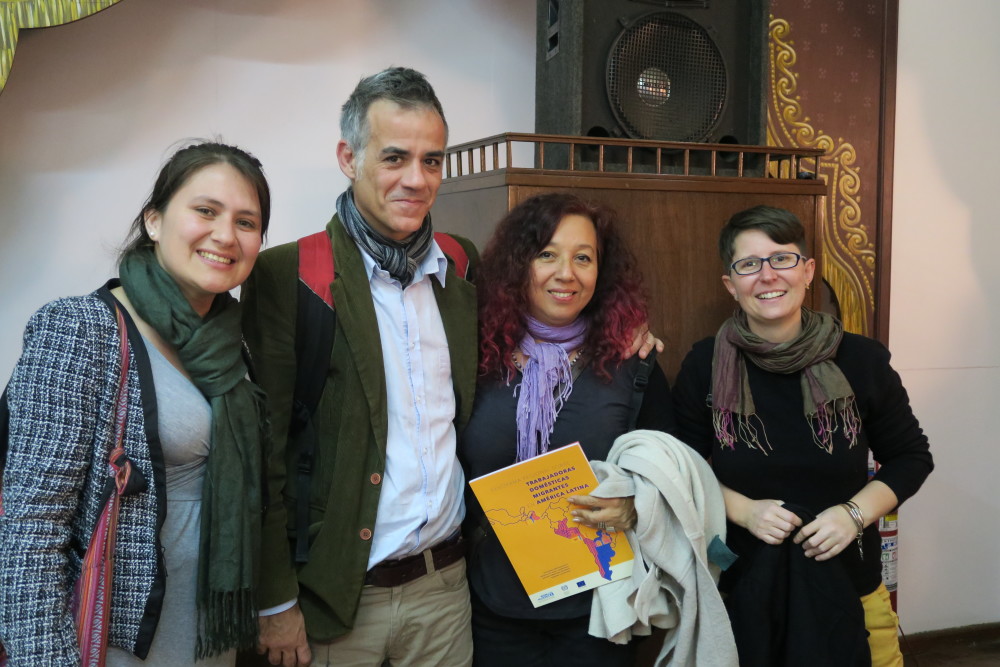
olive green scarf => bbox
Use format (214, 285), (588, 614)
(711, 308), (860, 454)
(119, 247), (264, 657)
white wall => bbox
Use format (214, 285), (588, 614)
(0, 0), (536, 381)
(891, 1), (1000, 633)
(1, 0), (996, 636)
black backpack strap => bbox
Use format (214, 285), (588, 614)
(628, 348), (657, 431)
(0, 384), (9, 479)
(292, 231), (337, 563)
(287, 231), (468, 564)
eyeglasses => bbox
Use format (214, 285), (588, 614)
(730, 252), (805, 275)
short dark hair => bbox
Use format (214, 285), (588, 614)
(340, 67), (448, 166)
(718, 205), (807, 268)
(119, 141), (270, 262)
(477, 192), (647, 381)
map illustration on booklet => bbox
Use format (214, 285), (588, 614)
(469, 442), (634, 608)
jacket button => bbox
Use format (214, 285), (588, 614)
(359, 528), (372, 540)
(370, 472), (382, 485)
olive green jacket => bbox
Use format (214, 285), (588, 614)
(241, 215), (478, 641)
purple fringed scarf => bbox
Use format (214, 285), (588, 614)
(514, 316), (588, 462)
(711, 308), (861, 454)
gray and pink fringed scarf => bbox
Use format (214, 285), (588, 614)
(514, 316), (588, 462)
(711, 308), (861, 454)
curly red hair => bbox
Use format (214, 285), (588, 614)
(477, 192), (647, 381)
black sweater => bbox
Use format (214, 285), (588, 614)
(459, 355), (674, 620)
(672, 332), (933, 595)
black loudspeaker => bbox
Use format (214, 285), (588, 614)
(535, 0), (769, 146)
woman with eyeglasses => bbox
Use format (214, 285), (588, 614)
(672, 205), (933, 666)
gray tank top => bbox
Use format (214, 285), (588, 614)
(106, 337), (233, 666)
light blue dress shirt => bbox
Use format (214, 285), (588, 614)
(358, 240), (467, 568)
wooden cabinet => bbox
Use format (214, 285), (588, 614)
(434, 134), (828, 380)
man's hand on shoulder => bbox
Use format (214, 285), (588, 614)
(628, 323), (664, 359)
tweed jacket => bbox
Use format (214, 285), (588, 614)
(0, 283), (166, 665)
(241, 214), (478, 641)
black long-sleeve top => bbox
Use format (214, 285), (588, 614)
(459, 355), (675, 619)
(672, 332), (933, 595)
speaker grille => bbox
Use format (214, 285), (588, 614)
(606, 12), (727, 142)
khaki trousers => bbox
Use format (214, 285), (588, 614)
(310, 558), (472, 667)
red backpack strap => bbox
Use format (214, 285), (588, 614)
(291, 231), (337, 563)
(298, 231), (336, 308)
(434, 232), (469, 280)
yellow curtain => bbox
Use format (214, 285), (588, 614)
(1, 0), (124, 92)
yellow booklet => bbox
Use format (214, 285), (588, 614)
(469, 442), (634, 608)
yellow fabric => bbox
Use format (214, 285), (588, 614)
(1, 0), (124, 91)
(861, 581), (903, 667)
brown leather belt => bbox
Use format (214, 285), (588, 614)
(364, 534), (466, 588)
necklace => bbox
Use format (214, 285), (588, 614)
(513, 348), (584, 371)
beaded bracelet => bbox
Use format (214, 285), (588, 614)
(840, 500), (865, 560)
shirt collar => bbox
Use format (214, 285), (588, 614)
(355, 238), (449, 288)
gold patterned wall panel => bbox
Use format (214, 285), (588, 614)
(767, 5), (889, 337)
(0, 0), (123, 92)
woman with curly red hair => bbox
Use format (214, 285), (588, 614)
(458, 192), (674, 666)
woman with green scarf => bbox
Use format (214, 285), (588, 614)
(672, 206), (933, 667)
(0, 141), (270, 665)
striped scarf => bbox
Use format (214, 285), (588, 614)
(336, 187), (433, 287)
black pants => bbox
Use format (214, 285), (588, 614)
(470, 591), (639, 667)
